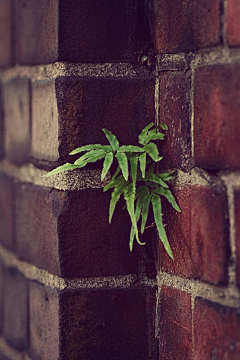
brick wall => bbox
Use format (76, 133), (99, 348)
(0, 1), (240, 359)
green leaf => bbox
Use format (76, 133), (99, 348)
(138, 122), (154, 145)
(145, 173), (169, 188)
(115, 152), (128, 181)
(139, 152), (146, 178)
(129, 155), (138, 193)
(129, 193), (144, 251)
(158, 171), (177, 181)
(42, 163), (81, 177)
(160, 124), (168, 130)
(151, 193), (173, 260)
(103, 175), (125, 192)
(144, 143), (163, 162)
(118, 145), (144, 153)
(69, 144), (111, 155)
(102, 128), (119, 151)
(154, 187), (181, 212)
(145, 129), (165, 144)
(101, 152), (114, 181)
(109, 181), (128, 223)
(74, 149), (106, 165)
(124, 183), (141, 246)
(141, 192), (151, 234)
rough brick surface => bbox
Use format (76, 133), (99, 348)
(4, 268), (28, 351)
(159, 287), (192, 360)
(234, 188), (240, 288)
(194, 298), (240, 359)
(226, 0), (240, 46)
(15, 182), (137, 277)
(58, 0), (137, 63)
(159, 183), (230, 285)
(3, 78), (31, 165)
(0, 262), (4, 335)
(153, 0), (220, 53)
(29, 282), (59, 360)
(159, 71), (191, 170)
(31, 80), (59, 162)
(194, 64), (240, 170)
(0, 84), (4, 159)
(16, 0), (58, 65)
(0, 0), (12, 67)
(0, 173), (13, 250)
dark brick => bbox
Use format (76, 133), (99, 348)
(234, 188), (240, 288)
(0, 173), (13, 250)
(194, 298), (240, 359)
(0, 262), (4, 334)
(153, 0), (220, 54)
(194, 64), (240, 170)
(0, 0), (12, 67)
(159, 71), (191, 170)
(16, 182), (137, 278)
(3, 78), (31, 165)
(31, 77), (155, 165)
(159, 287), (192, 360)
(0, 84), (4, 159)
(3, 267), (28, 351)
(159, 183), (230, 285)
(226, 0), (240, 46)
(16, 0), (137, 65)
(16, 0), (58, 65)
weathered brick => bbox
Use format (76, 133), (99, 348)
(234, 188), (240, 288)
(159, 183), (230, 285)
(16, 0), (137, 64)
(194, 298), (240, 359)
(16, 182), (137, 278)
(153, 0), (220, 54)
(0, 261), (4, 334)
(0, 84), (4, 159)
(0, 173), (13, 250)
(31, 77), (155, 166)
(3, 78), (31, 165)
(0, 0), (12, 67)
(159, 287), (192, 360)
(194, 64), (240, 170)
(3, 267), (28, 351)
(159, 71), (191, 170)
(30, 282), (156, 360)
(226, 0), (240, 46)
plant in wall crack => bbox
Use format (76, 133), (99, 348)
(44, 122), (181, 259)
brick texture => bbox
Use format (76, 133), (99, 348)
(0, 0), (12, 67)
(194, 298), (240, 359)
(3, 268), (28, 351)
(3, 78), (31, 165)
(194, 64), (240, 170)
(0, 84), (4, 159)
(226, 0), (240, 46)
(15, 182), (137, 277)
(153, 0), (220, 54)
(159, 287), (192, 360)
(159, 183), (230, 285)
(234, 188), (240, 288)
(0, 262), (4, 335)
(0, 173), (13, 250)
(159, 71), (191, 170)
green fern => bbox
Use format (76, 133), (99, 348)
(43, 123), (181, 259)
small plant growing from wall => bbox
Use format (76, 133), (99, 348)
(44, 123), (181, 259)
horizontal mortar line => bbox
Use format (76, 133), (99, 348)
(220, 172), (240, 187)
(0, 61), (138, 81)
(0, 337), (33, 360)
(157, 272), (240, 309)
(0, 159), (110, 191)
(0, 244), (138, 290)
(191, 46), (240, 68)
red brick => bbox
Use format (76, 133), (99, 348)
(159, 183), (230, 285)
(29, 282), (59, 360)
(159, 287), (192, 360)
(16, 0), (137, 65)
(194, 64), (240, 170)
(153, 0), (220, 54)
(0, 0), (12, 67)
(226, 0), (240, 46)
(16, 182), (137, 277)
(0, 173), (13, 250)
(234, 189), (240, 288)
(159, 71), (191, 170)
(194, 298), (240, 359)
(4, 267), (28, 351)
(31, 77), (155, 166)
(3, 78), (31, 165)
